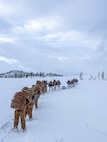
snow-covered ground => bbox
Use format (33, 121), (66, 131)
(0, 76), (107, 142)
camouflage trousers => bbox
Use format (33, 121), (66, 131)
(14, 109), (26, 129)
(25, 103), (33, 120)
(34, 97), (39, 108)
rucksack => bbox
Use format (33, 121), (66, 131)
(62, 86), (66, 89)
(32, 94), (39, 100)
(10, 91), (30, 109)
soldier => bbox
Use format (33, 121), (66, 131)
(11, 90), (31, 131)
(22, 87), (34, 120)
(31, 85), (40, 109)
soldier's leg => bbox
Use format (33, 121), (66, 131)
(20, 109), (26, 130)
(28, 106), (33, 120)
(25, 107), (28, 118)
(14, 110), (20, 129)
(35, 98), (38, 108)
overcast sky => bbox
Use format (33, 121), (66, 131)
(0, 0), (107, 75)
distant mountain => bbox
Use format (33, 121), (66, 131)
(0, 70), (63, 78)
(0, 70), (27, 78)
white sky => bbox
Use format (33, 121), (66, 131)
(0, 0), (107, 75)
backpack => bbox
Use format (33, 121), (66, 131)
(32, 94), (39, 100)
(10, 91), (30, 109)
(62, 86), (66, 89)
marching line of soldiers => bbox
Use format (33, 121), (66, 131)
(11, 80), (47, 131)
(11, 78), (78, 131)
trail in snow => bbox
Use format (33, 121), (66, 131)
(0, 82), (77, 142)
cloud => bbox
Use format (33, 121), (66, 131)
(12, 18), (59, 37)
(0, 56), (19, 65)
(0, 2), (14, 17)
(57, 56), (68, 61)
(0, 34), (16, 43)
(18, 65), (31, 71)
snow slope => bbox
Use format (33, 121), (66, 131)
(0, 76), (107, 142)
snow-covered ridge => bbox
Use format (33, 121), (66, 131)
(0, 70), (63, 78)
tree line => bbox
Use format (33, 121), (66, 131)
(0, 70), (63, 78)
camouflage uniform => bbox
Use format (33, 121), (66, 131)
(13, 90), (31, 130)
(31, 85), (40, 109)
(14, 108), (26, 130)
(25, 102), (33, 120)
(22, 88), (33, 120)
